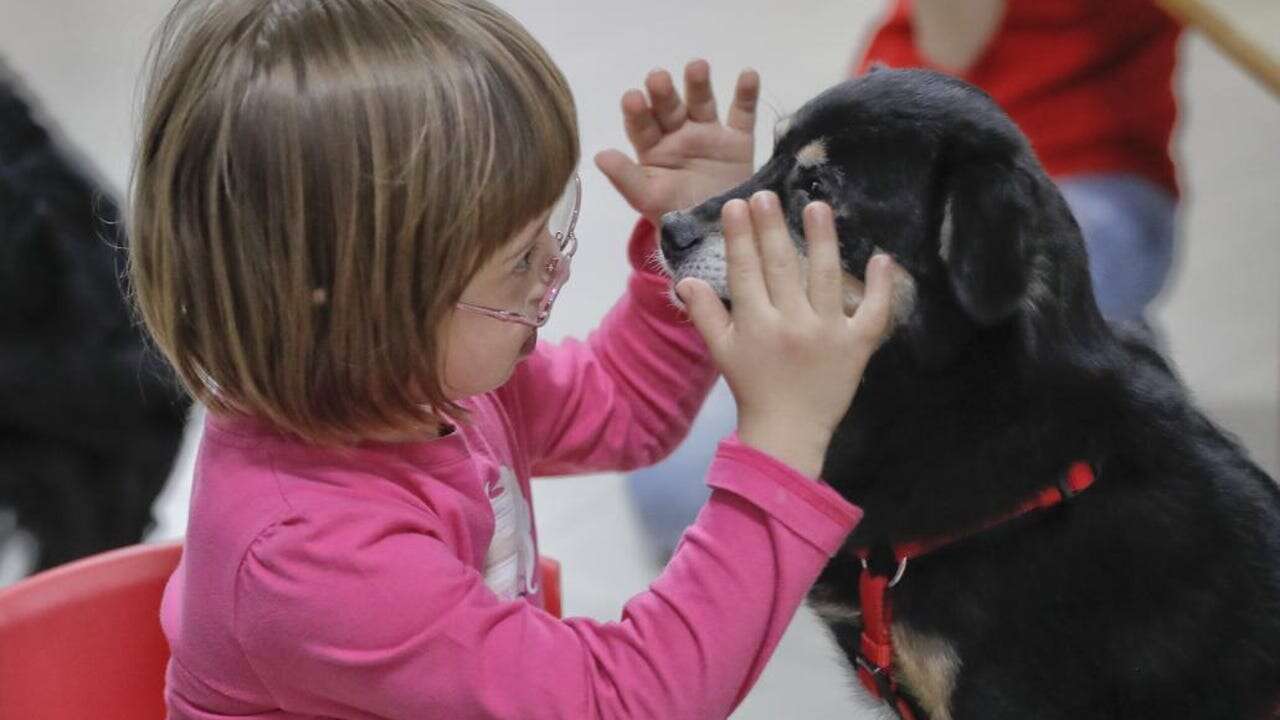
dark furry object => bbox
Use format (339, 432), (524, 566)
(662, 69), (1280, 718)
(0, 63), (191, 573)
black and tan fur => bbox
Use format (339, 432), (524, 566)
(661, 68), (1280, 719)
(0, 62), (190, 572)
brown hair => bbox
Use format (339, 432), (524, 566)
(129, 0), (578, 444)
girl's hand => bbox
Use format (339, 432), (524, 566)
(675, 193), (898, 479)
(595, 60), (758, 226)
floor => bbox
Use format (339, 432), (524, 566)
(2, 1), (1276, 717)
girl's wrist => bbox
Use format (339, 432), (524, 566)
(737, 420), (832, 480)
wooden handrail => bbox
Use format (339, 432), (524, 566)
(1156, 0), (1280, 99)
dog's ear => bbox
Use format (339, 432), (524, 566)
(939, 160), (1035, 325)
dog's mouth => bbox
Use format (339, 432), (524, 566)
(669, 272), (867, 319)
(664, 236), (873, 318)
(666, 280), (732, 314)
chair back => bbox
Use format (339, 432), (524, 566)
(0, 542), (559, 718)
(0, 541), (182, 720)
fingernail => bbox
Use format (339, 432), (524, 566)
(721, 198), (747, 220)
(751, 191), (776, 210)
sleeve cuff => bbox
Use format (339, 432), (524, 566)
(707, 436), (863, 556)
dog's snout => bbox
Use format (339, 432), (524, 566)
(660, 212), (703, 262)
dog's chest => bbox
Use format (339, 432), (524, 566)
(811, 572), (964, 719)
(890, 622), (961, 720)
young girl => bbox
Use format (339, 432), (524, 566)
(128, 1), (896, 717)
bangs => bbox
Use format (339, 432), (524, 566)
(129, 0), (580, 445)
(427, 0), (580, 284)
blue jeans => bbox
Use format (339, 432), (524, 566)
(1060, 174), (1177, 323)
(625, 173), (1177, 557)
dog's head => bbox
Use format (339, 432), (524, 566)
(662, 68), (1105, 368)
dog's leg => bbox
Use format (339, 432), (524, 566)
(2, 442), (102, 571)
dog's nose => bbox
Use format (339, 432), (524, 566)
(660, 212), (703, 263)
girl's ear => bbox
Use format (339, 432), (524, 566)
(939, 161), (1035, 325)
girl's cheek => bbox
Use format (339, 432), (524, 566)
(509, 278), (544, 312)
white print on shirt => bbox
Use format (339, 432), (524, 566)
(483, 465), (538, 600)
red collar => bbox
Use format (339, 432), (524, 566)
(851, 461), (1096, 720)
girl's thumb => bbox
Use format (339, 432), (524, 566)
(676, 278), (730, 349)
(594, 150), (647, 209)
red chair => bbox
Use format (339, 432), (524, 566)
(0, 540), (565, 712)
(0, 542), (562, 719)
(0, 541), (182, 720)
(539, 555), (562, 619)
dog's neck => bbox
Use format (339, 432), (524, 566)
(825, 322), (1123, 548)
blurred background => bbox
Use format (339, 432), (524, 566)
(0, 0), (1275, 716)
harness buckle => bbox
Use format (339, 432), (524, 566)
(860, 555), (909, 588)
(860, 653), (911, 712)
(1055, 472), (1076, 501)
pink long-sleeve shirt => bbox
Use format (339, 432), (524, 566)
(161, 221), (864, 720)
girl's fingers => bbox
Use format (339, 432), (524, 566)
(725, 69), (760, 134)
(645, 69), (687, 132)
(721, 199), (769, 313)
(848, 253), (897, 357)
(684, 59), (717, 123)
(803, 202), (843, 317)
(594, 150), (649, 211)
(676, 277), (731, 360)
(621, 89), (662, 153)
(749, 192), (803, 310)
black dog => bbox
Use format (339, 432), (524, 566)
(0, 63), (191, 573)
(661, 69), (1280, 719)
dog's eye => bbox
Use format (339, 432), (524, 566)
(806, 178), (825, 199)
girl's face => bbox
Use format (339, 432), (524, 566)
(439, 209), (562, 400)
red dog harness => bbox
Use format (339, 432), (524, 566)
(852, 462), (1097, 720)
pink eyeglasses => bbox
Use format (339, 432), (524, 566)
(456, 174), (581, 328)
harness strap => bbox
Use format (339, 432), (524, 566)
(889, 461), (1096, 563)
(856, 570), (919, 719)
(852, 461), (1096, 720)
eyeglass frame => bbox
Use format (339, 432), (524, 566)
(455, 173), (581, 328)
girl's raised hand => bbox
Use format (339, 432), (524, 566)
(675, 193), (898, 479)
(595, 60), (758, 226)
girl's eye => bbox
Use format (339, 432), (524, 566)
(514, 247), (535, 273)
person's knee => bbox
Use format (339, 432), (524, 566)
(1059, 176), (1176, 322)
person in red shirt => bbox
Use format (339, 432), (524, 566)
(859, 0), (1182, 323)
(628, 0), (1184, 563)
